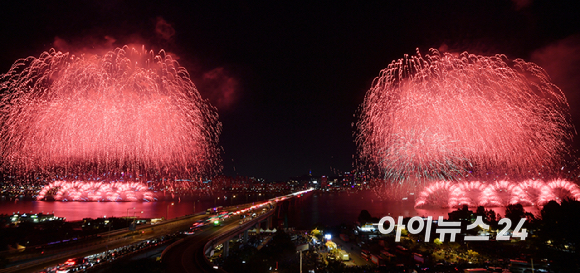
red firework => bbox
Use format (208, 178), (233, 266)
(449, 181), (487, 207)
(357, 49), (572, 194)
(518, 180), (553, 205)
(0, 46), (221, 181)
(37, 181), (155, 201)
(544, 179), (580, 203)
(416, 179), (580, 208)
(414, 180), (455, 207)
(480, 180), (520, 207)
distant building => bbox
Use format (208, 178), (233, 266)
(3, 213), (64, 226)
(321, 176), (328, 188)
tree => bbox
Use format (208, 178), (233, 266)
(476, 206), (486, 217)
(358, 210), (372, 224)
(269, 229), (295, 259)
(541, 200), (561, 224)
(504, 204), (525, 224)
(486, 209), (497, 223)
(311, 228), (323, 242)
(433, 238), (443, 246)
(448, 205), (472, 221)
(556, 199), (580, 246)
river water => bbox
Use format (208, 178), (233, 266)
(284, 190), (541, 229)
(0, 190), (542, 227)
(0, 193), (276, 221)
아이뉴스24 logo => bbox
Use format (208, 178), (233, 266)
(377, 216), (527, 242)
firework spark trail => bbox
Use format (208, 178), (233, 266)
(449, 181), (487, 207)
(518, 179), (554, 205)
(37, 181), (155, 201)
(414, 180), (455, 207)
(544, 179), (580, 203)
(416, 179), (580, 207)
(480, 180), (519, 207)
(0, 46), (221, 181)
(357, 49), (573, 194)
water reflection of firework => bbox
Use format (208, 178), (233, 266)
(357, 49), (573, 198)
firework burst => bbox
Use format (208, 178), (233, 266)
(416, 179), (580, 208)
(37, 181), (155, 201)
(357, 49), (573, 197)
(0, 46), (221, 181)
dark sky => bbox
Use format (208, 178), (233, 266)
(1, 0), (579, 181)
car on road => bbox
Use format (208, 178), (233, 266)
(190, 226), (201, 232)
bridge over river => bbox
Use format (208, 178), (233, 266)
(1, 189), (312, 273)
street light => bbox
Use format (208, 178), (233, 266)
(126, 207), (135, 230)
(296, 243), (309, 273)
(166, 202), (174, 220)
(131, 210), (143, 228)
(105, 217), (111, 254)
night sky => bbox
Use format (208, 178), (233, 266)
(1, 1), (579, 181)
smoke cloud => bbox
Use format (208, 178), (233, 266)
(531, 34), (580, 129)
(195, 67), (240, 111)
(51, 16), (239, 112)
(512, 0), (532, 10)
(53, 35), (118, 55)
(155, 17), (175, 41)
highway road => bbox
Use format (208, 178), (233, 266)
(162, 207), (275, 273)
(2, 189), (310, 273)
(162, 226), (224, 273)
(5, 214), (208, 273)
(162, 190), (313, 273)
